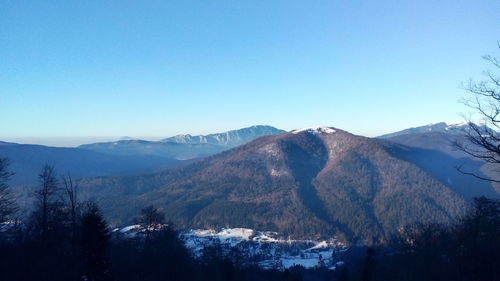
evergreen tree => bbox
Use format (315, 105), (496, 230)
(135, 205), (165, 242)
(81, 202), (113, 281)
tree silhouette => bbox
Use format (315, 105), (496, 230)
(34, 164), (60, 240)
(81, 202), (113, 281)
(62, 173), (79, 248)
(135, 205), (165, 242)
(457, 44), (500, 182)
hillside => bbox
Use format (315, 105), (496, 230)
(78, 127), (467, 245)
(380, 131), (500, 199)
(79, 140), (225, 160)
(0, 141), (181, 186)
(378, 122), (489, 139)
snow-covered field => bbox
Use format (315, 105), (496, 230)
(180, 228), (348, 270)
(116, 225), (348, 270)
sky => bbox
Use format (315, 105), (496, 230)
(1, 0), (499, 146)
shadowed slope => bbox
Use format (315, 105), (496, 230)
(79, 127), (467, 245)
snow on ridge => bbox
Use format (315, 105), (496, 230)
(445, 121), (469, 127)
(291, 126), (336, 135)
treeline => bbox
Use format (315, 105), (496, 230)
(344, 196), (499, 281)
(1, 158), (499, 281)
(0, 160), (302, 281)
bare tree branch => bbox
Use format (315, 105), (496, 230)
(457, 46), (500, 182)
(456, 165), (500, 183)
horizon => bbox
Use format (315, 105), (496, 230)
(1, 120), (463, 147)
(2, 1), (499, 145)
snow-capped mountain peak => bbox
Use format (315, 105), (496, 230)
(291, 126), (336, 135)
(162, 125), (286, 147)
(378, 121), (486, 139)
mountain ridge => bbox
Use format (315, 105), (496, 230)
(161, 125), (286, 146)
(78, 126), (468, 245)
(377, 122), (489, 139)
(79, 125), (285, 160)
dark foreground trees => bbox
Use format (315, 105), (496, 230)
(356, 197), (500, 281)
(134, 205), (165, 242)
(1, 164), (498, 281)
(1, 196), (498, 281)
(81, 202), (113, 281)
(0, 197), (304, 281)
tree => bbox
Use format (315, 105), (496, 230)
(361, 248), (374, 281)
(454, 197), (500, 281)
(135, 205), (165, 241)
(456, 44), (500, 182)
(62, 173), (79, 246)
(34, 164), (60, 239)
(0, 158), (17, 224)
(80, 202), (113, 281)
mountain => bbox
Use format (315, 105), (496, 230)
(378, 123), (500, 199)
(79, 125), (285, 160)
(162, 125), (286, 146)
(0, 125), (285, 186)
(378, 122), (489, 139)
(79, 139), (225, 160)
(0, 142), (181, 186)
(78, 127), (467, 245)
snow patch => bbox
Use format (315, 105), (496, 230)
(120, 224), (140, 233)
(259, 143), (280, 157)
(118, 226), (347, 271)
(305, 240), (329, 251)
(181, 227), (347, 270)
(291, 126), (336, 135)
(218, 228), (254, 240)
(445, 121), (469, 127)
(281, 258), (321, 269)
(270, 168), (282, 177)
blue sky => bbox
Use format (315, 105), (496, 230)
(1, 0), (499, 146)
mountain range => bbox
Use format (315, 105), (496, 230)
(79, 125), (285, 160)
(377, 121), (488, 139)
(378, 122), (499, 199)
(1, 125), (284, 186)
(3, 122), (499, 245)
(161, 125), (286, 146)
(76, 125), (499, 244)
(0, 141), (181, 187)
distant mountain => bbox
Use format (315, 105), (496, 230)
(78, 127), (467, 245)
(0, 142), (181, 187)
(79, 139), (225, 160)
(79, 125), (285, 160)
(378, 122), (488, 139)
(379, 123), (499, 199)
(162, 125), (286, 146)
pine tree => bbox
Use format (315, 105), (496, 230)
(135, 205), (165, 242)
(80, 202), (113, 281)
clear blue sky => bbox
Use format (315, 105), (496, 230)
(1, 0), (499, 146)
